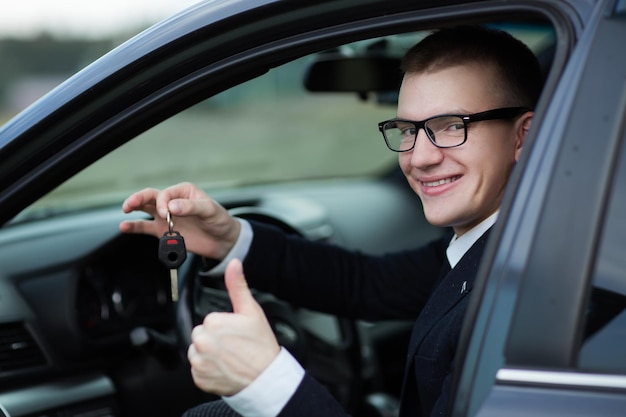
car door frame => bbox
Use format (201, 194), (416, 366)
(453, 0), (626, 415)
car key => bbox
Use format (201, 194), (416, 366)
(158, 211), (187, 302)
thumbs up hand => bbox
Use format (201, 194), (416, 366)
(187, 259), (281, 396)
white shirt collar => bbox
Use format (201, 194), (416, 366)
(446, 211), (498, 268)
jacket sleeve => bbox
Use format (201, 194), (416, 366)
(278, 373), (352, 417)
(242, 221), (450, 321)
(181, 378), (352, 417)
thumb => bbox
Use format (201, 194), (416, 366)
(224, 259), (257, 315)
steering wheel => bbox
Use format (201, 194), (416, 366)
(175, 210), (364, 412)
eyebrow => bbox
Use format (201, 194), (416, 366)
(395, 108), (474, 120)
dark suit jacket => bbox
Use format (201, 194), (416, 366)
(242, 221), (490, 417)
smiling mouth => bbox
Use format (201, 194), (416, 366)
(421, 176), (461, 187)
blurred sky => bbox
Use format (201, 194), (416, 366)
(0, 0), (203, 39)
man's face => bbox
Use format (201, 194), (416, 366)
(397, 63), (530, 236)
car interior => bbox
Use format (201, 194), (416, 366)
(0, 12), (558, 417)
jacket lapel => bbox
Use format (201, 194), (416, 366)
(406, 230), (490, 357)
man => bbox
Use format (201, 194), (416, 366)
(120, 25), (542, 417)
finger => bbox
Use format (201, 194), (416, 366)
(187, 333), (210, 364)
(224, 259), (257, 316)
(167, 192), (224, 224)
(155, 182), (199, 218)
(190, 323), (204, 343)
(119, 218), (160, 236)
(122, 188), (159, 213)
(187, 342), (198, 363)
(166, 197), (217, 220)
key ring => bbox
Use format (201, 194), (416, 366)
(166, 210), (174, 234)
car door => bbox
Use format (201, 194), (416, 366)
(453, 0), (626, 416)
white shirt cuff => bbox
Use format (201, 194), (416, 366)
(201, 218), (253, 276)
(222, 347), (305, 417)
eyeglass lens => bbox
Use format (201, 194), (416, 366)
(383, 116), (466, 151)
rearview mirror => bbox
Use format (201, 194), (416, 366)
(304, 55), (402, 97)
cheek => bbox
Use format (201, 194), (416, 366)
(471, 131), (518, 178)
(398, 153), (411, 173)
(480, 152), (517, 191)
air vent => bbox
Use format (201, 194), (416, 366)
(0, 322), (46, 372)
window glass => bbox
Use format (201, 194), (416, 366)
(579, 129), (626, 373)
(18, 26), (554, 219)
(20, 38), (406, 217)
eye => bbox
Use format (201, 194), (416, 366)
(445, 122), (465, 132)
(397, 123), (417, 137)
(428, 116), (465, 137)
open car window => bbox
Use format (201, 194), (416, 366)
(17, 25), (555, 221)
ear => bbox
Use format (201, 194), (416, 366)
(514, 111), (533, 161)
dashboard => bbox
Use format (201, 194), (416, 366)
(74, 234), (172, 340)
(1, 208), (173, 366)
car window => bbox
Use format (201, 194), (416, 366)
(18, 26), (554, 219)
(579, 126), (626, 373)
(19, 41), (403, 217)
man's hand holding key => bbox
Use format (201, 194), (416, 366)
(119, 182), (241, 261)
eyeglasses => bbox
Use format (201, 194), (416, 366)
(378, 107), (530, 152)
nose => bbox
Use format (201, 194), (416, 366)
(409, 129), (444, 168)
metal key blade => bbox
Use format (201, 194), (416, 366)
(159, 211), (185, 303)
(170, 269), (179, 302)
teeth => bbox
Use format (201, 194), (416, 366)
(423, 176), (458, 187)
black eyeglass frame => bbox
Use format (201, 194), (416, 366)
(378, 107), (531, 152)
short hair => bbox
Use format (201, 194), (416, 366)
(401, 25), (543, 109)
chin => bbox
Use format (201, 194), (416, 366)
(423, 212), (455, 229)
